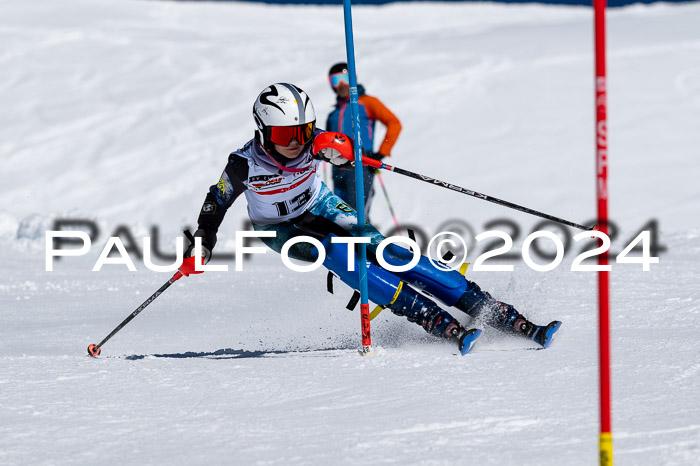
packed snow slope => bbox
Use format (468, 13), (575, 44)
(1, 1), (699, 465)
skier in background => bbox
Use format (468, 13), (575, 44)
(326, 62), (402, 218)
(184, 82), (561, 355)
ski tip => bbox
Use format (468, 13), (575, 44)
(87, 344), (101, 357)
(540, 321), (562, 349)
(459, 328), (482, 355)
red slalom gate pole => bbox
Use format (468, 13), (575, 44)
(594, 0), (613, 464)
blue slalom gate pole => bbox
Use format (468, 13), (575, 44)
(342, 0), (372, 355)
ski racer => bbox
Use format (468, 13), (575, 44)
(184, 83), (561, 355)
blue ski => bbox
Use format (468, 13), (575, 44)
(459, 328), (483, 355)
(534, 321), (562, 349)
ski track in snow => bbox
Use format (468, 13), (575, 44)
(1, 0), (700, 465)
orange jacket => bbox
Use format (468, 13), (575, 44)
(327, 87), (402, 156)
(358, 94), (402, 156)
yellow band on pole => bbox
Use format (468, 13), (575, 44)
(599, 432), (613, 466)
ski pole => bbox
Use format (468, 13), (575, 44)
(312, 132), (594, 232)
(87, 231), (203, 357)
(365, 158), (593, 231)
(87, 271), (184, 357)
(374, 168), (403, 236)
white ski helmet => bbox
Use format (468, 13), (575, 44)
(253, 83), (316, 152)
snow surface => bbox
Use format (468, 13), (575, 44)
(1, 0), (699, 464)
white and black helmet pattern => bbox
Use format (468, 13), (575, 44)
(253, 83), (316, 131)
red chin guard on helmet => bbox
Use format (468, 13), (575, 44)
(312, 132), (354, 162)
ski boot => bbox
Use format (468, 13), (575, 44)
(389, 284), (482, 355)
(454, 281), (561, 348)
(500, 303), (562, 348)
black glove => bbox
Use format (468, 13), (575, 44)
(184, 229), (215, 264)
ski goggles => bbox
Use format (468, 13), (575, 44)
(329, 72), (350, 88)
(265, 121), (316, 146)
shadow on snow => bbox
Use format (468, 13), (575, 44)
(124, 346), (357, 360)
